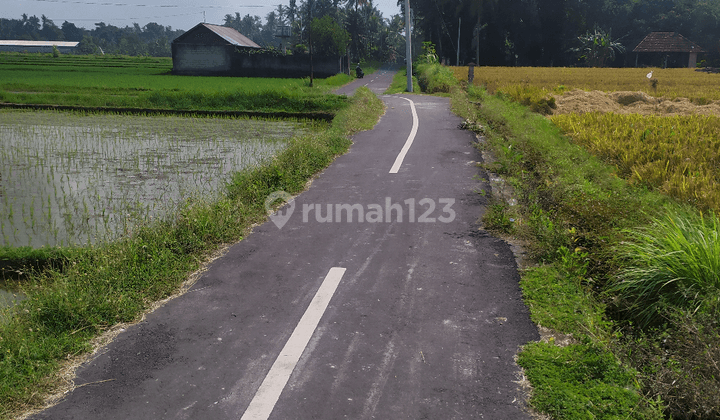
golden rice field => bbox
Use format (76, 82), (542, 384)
(452, 66), (720, 212)
(453, 66), (720, 101)
(552, 112), (720, 212)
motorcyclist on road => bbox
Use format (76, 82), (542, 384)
(356, 63), (364, 79)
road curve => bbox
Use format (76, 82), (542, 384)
(32, 69), (539, 420)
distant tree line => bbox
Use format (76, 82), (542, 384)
(10, 0), (716, 67)
(0, 0), (408, 63)
(414, 0), (720, 67)
(0, 14), (184, 56)
(221, 0), (406, 64)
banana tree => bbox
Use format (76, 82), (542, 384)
(571, 28), (625, 67)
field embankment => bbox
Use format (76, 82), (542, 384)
(449, 65), (720, 419)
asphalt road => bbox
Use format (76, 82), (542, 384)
(33, 69), (539, 420)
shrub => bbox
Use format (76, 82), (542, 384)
(623, 310), (720, 419)
(414, 62), (458, 94)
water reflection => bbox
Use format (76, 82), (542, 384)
(0, 110), (298, 247)
(1, 110), (305, 312)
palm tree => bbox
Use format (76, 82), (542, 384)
(345, 0), (368, 12)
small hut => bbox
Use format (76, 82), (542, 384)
(633, 32), (706, 68)
(172, 23), (261, 76)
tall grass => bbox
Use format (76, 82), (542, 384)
(452, 82), (717, 418)
(414, 62), (458, 94)
(451, 85), (667, 419)
(611, 208), (720, 327)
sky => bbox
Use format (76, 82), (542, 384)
(3, 0), (402, 31)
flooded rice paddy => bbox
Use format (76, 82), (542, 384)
(0, 110), (300, 248)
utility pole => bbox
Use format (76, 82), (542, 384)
(308, 0), (314, 87)
(456, 17), (461, 66)
(405, 0), (413, 92)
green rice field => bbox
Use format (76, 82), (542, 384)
(0, 110), (310, 248)
(0, 53), (350, 113)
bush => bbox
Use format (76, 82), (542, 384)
(414, 62), (458, 94)
(293, 43), (308, 55)
(623, 310), (720, 419)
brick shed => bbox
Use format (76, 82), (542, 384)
(171, 23), (262, 76)
(171, 23), (342, 78)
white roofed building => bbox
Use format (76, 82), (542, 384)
(0, 40), (79, 54)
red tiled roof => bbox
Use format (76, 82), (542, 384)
(633, 32), (705, 53)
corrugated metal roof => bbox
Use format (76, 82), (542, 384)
(201, 24), (261, 48)
(0, 40), (79, 47)
(633, 32), (705, 53)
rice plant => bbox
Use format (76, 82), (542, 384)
(552, 112), (720, 212)
(452, 66), (720, 101)
(0, 109), (301, 248)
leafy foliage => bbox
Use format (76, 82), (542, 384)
(310, 15), (350, 56)
(570, 28), (626, 68)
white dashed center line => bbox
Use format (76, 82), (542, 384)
(240, 267), (347, 420)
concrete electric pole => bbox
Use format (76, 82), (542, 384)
(405, 0), (413, 92)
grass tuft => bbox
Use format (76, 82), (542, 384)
(610, 208), (720, 327)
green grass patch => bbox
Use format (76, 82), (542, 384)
(0, 86), (384, 420)
(384, 67), (420, 95)
(517, 342), (657, 420)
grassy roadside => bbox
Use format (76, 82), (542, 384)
(403, 61), (666, 417)
(450, 84), (673, 418)
(450, 75), (720, 418)
(0, 86), (384, 420)
(385, 67), (421, 95)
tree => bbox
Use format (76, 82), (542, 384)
(310, 15), (350, 55)
(61, 21), (85, 42)
(77, 34), (99, 54)
(118, 32), (148, 56)
(260, 11), (280, 46)
(571, 27), (625, 67)
(223, 13), (262, 43)
(40, 15), (63, 40)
